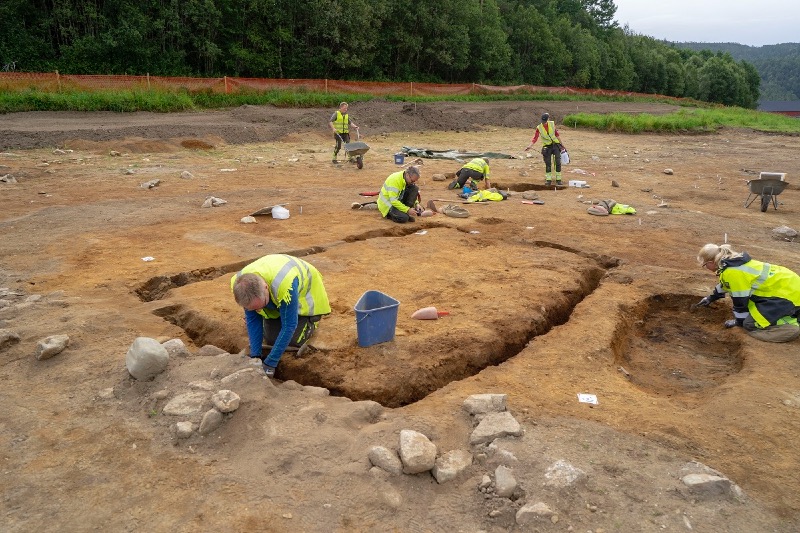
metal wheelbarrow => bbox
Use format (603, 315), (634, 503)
(337, 131), (369, 169)
(744, 177), (789, 212)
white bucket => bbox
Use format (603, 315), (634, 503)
(271, 206), (290, 219)
(561, 150), (570, 165)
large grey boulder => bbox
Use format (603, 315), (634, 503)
(126, 337), (169, 380)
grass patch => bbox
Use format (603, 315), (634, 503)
(564, 108), (800, 134)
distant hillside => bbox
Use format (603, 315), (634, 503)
(675, 42), (800, 100)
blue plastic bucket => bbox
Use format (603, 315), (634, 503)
(354, 290), (400, 347)
(394, 153), (405, 165)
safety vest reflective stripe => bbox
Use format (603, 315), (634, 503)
(271, 255), (317, 315)
(537, 121), (559, 145)
(234, 255), (330, 318)
(378, 171), (406, 217)
(333, 111), (349, 133)
(463, 158), (489, 177)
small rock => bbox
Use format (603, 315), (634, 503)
(162, 338), (191, 358)
(0, 174), (18, 184)
(180, 171), (194, 179)
(198, 408), (224, 435)
(140, 179), (160, 189)
(399, 429), (437, 474)
(240, 216), (257, 224)
(126, 337), (169, 380)
(151, 389), (169, 400)
(772, 225), (797, 241)
(201, 196), (227, 208)
(176, 421), (194, 439)
(611, 180), (619, 187)
(35, 334), (70, 360)
(663, 168), (674, 175)
(432, 174), (447, 181)
(211, 390), (241, 413)
(110, 150), (121, 156)
(0, 329), (21, 351)
(98, 388), (116, 399)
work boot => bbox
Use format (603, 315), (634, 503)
(447, 179), (460, 190)
(545, 179), (552, 185)
(556, 180), (563, 185)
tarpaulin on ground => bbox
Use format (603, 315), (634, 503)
(401, 147), (517, 161)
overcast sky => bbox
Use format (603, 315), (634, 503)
(613, 0), (800, 47)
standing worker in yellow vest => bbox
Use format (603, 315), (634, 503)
(378, 166), (422, 223)
(695, 243), (800, 343)
(231, 254), (332, 376)
(448, 158), (492, 190)
(329, 102), (359, 164)
(524, 113), (566, 185)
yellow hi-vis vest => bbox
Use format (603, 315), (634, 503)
(536, 121), (560, 146)
(462, 158), (490, 179)
(332, 111), (349, 134)
(231, 255), (331, 319)
(378, 170), (411, 217)
(720, 259), (800, 328)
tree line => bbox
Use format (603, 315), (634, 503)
(677, 42), (800, 101)
(0, 0), (760, 108)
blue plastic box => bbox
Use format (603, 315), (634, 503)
(394, 153), (405, 165)
(354, 290), (400, 347)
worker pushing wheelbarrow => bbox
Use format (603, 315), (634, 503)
(330, 101), (370, 169)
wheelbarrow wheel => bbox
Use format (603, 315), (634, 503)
(760, 194), (771, 212)
(356, 155), (363, 169)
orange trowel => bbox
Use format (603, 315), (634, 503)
(410, 306), (450, 320)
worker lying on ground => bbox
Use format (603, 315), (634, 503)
(695, 243), (800, 343)
(231, 254), (332, 376)
(448, 158), (492, 190)
(378, 166), (422, 223)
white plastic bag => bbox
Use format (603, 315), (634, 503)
(561, 149), (570, 165)
(271, 206), (290, 219)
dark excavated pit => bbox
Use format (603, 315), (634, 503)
(136, 230), (618, 407)
(497, 181), (569, 192)
(613, 294), (744, 397)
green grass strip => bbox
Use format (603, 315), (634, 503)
(564, 108), (800, 134)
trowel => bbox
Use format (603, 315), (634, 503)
(411, 306), (450, 320)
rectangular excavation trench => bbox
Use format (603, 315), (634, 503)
(138, 228), (618, 407)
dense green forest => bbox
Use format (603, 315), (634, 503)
(676, 42), (800, 101)
(0, 0), (761, 108)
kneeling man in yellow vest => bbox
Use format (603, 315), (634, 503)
(378, 166), (422, 223)
(231, 254), (331, 376)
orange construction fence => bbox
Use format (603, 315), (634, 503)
(0, 71), (681, 102)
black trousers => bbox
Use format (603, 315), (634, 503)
(455, 167), (485, 187)
(386, 184), (419, 223)
(333, 132), (350, 157)
(262, 315), (322, 348)
(542, 143), (562, 174)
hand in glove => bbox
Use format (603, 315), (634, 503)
(696, 296), (712, 308)
(724, 319), (739, 328)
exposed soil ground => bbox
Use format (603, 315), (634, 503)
(2, 100), (800, 532)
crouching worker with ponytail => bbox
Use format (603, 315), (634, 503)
(695, 243), (800, 342)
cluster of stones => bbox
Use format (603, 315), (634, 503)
(0, 288), (71, 360)
(124, 337), (244, 439)
(367, 393), (746, 527)
(367, 393), (567, 525)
